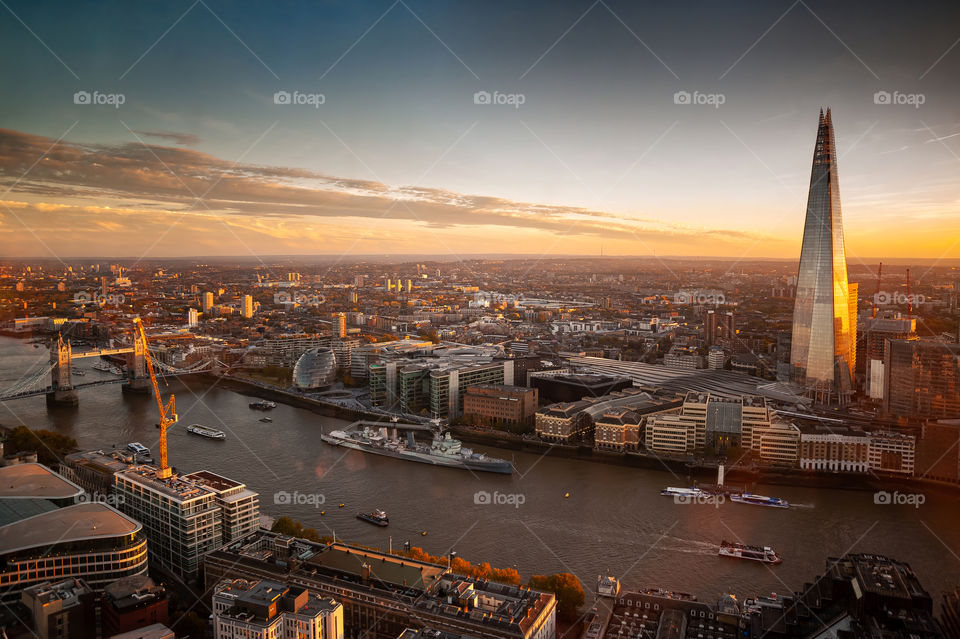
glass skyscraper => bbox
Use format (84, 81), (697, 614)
(790, 109), (856, 405)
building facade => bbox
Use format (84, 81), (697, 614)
(790, 109), (856, 405)
(462, 384), (538, 430)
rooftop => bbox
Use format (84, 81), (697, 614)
(0, 463), (84, 500)
(306, 542), (447, 590)
(0, 502), (140, 555)
(117, 466), (218, 502)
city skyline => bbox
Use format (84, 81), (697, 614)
(1, 0), (959, 260)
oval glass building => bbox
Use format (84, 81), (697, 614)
(293, 347), (337, 390)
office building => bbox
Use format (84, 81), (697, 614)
(530, 373), (631, 403)
(868, 431), (916, 476)
(798, 425), (869, 472)
(750, 419), (801, 467)
(204, 532), (556, 639)
(0, 464), (148, 603)
(790, 109), (856, 405)
(430, 360), (513, 419)
(883, 339), (960, 419)
(643, 393), (771, 454)
(0, 502), (148, 602)
(21, 578), (97, 639)
(293, 347), (338, 390)
(593, 408), (644, 451)
(101, 575), (169, 637)
(462, 384), (538, 430)
(863, 316), (916, 399)
(212, 578), (344, 639)
(535, 401), (593, 442)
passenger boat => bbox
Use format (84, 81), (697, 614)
(186, 424), (226, 440)
(126, 442), (150, 457)
(356, 510), (389, 527)
(249, 400), (277, 410)
(719, 540), (782, 564)
(660, 487), (707, 498)
(259, 417), (273, 423)
(729, 492), (789, 508)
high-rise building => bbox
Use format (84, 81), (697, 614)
(203, 292), (215, 313)
(187, 308), (199, 327)
(790, 109), (856, 405)
(241, 294), (254, 318)
(883, 339), (960, 419)
(334, 312), (347, 338)
(863, 316), (916, 399)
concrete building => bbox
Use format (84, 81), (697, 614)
(204, 532), (556, 639)
(187, 307), (199, 327)
(643, 393), (771, 455)
(883, 339), (960, 419)
(203, 291), (215, 313)
(867, 431), (916, 476)
(212, 578), (344, 639)
(463, 384), (538, 430)
(529, 373), (631, 403)
(242, 294), (254, 319)
(21, 578), (97, 639)
(182, 471), (261, 544)
(862, 316), (915, 400)
(798, 426), (869, 472)
(750, 419), (801, 467)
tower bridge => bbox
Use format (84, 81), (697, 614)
(0, 335), (218, 405)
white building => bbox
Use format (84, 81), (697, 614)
(868, 431), (916, 476)
(187, 308), (199, 327)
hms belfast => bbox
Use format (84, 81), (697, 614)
(790, 109), (858, 406)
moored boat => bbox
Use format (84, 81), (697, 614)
(249, 400), (277, 410)
(661, 486), (707, 498)
(356, 510), (389, 526)
(186, 423), (226, 440)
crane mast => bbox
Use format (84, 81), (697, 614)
(133, 317), (177, 479)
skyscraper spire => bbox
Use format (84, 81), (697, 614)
(790, 108), (856, 405)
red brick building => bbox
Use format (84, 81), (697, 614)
(463, 384), (538, 431)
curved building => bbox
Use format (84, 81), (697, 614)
(0, 502), (148, 601)
(293, 347), (337, 390)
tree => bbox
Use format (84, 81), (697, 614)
(528, 573), (585, 622)
(3, 427), (77, 467)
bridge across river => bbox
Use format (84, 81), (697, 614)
(0, 336), (218, 404)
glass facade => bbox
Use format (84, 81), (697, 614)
(293, 347), (337, 390)
(790, 109), (856, 405)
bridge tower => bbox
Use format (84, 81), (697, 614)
(47, 335), (78, 405)
(123, 334), (151, 394)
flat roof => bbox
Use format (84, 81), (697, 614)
(306, 543), (446, 590)
(117, 467), (217, 502)
(0, 463), (84, 499)
(0, 502), (141, 555)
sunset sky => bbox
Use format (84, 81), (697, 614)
(1, 0), (958, 262)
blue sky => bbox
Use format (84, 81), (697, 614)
(1, 0), (958, 259)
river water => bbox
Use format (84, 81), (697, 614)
(1, 337), (957, 605)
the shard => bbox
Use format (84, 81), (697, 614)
(790, 108), (856, 405)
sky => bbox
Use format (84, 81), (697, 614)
(0, 0), (958, 263)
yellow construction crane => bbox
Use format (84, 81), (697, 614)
(133, 317), (177, 479)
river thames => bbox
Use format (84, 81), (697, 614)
(1, 336), (958, 604)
